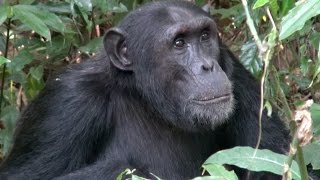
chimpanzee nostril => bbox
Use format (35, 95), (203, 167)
(201, 62), (213, 71)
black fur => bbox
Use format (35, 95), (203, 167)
(0, 1), (290, 180)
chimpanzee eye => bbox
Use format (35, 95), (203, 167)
(174, 38), (185, 48)
(200, 31), (210, 41)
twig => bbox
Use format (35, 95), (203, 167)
(240, 0), (267, 154)
(0, 18), (11, 117)
(240, 0), (264, 53)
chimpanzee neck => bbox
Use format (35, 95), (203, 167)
(105, 90), (219, 179)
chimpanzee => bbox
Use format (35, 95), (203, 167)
(0, 1), (290, 180)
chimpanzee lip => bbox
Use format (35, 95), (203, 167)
(192, 94), (231, 104)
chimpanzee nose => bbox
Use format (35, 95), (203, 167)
(201, 61), (213, 71)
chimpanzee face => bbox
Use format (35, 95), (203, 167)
(105, 3), (234, 131)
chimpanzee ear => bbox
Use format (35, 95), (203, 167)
(104, 28), (132, 71)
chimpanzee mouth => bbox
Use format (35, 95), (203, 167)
(192, 94), (231, 105)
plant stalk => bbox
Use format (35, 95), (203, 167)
(0, 18), (11, 117)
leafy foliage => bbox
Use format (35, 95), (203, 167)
(205, 147), (301, 179)
(0, 0), (132, 157)
(280, 0), (320, 40)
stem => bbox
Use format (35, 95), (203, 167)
(270, 66), (292, 121)
(271, 67), (309, 180)
(0, 18), (11, 117)
(296, 146), (309, 180)
(240, 0), (268, 155)
(240, 0), (264, 52)
(283, 134), (299, 180)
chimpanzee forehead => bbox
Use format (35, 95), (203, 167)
(166, 6), (209, 22)
(145, 5), (215, 33)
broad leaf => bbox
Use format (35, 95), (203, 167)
(0, 5), (8, 26)
(211, 4), (243, 19)
(13, 5), (51, 40)
(239, 41), (262, 76)
(303, 143), (320, 169)
(111, 3), (128, 13)
(131, 175), (146, 180)
(280, 0), (294, 16)
(0, 56), (11, 65)
(0, 105), (19, 156)
(37, 3), (71, 14)
(280, 0), (320, 40)
(29, 65), (44, 81)
(79, 37), (103, 55)
(269, 0), (279, 17)
(9, 50), (33, 71)
(75, 0), (92, 12)
(93, 0), (108, 12)
(253, 0), (269, 9)
(311, 103), (320, 136)
(192, 164), (238, 180)
(204, 147), (301, 179)
(14, 5), (65, 33)
(31, 8), (65, 33)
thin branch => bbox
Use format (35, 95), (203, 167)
(240, 0), (265, 155)
(0, 18), (11, 117)
(240, 0), (264, 53)
(266, 8), (276, 29)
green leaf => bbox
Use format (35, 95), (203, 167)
(0, 5), (8, 26)
(310, 103), (320, 133)
(29, 65), (44, 81)
(37, 3), (71, 14)
(239, 41), (262, 76)
(116, 169), (127, 180)
(0, 105), (19, 156)
(202, 164), (238, 180)
(93, 0), (108, 12)
(264, 101), (272, 117)
(300, 58), (310, 76)
(111, 3), (128, 13)
(310, 32), (320, 50)
(13, 5), (65, 33)
(253, 0), (269, 9)
(204, 147), (301, 179)
(303, 143), (320, 169)
(1, 105), (19, 131)
(280, 0), (294, 17)
(31, 8), (65, 33)
(9, 50), (33, 71)
(13, 5), (51, 41)
(0, 35), (5, 52)
(269, 0), (279, 17)
(131, 175), (147, 180)
(279, 0), (320, 40)
(0, 56), (11, 65)
(211, 4), (243, 19)
(76, 5), (92, 32)
(79, 37), (103, 55)
(75, 0), (92, 12)
(26, 76), (45, 99)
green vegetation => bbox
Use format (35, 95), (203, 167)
(0, 0), (319, 179)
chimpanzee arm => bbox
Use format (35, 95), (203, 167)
(0, 60), (112, 179)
